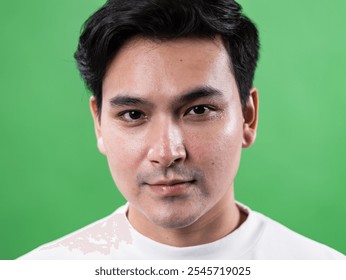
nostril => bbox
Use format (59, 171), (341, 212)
(147, 146), (187, 167)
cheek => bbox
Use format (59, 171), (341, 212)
(186, 116), (243, 181)
(102, 127), (147, 185)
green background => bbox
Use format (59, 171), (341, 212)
(0, 0), (345, 259)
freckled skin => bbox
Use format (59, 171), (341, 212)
(90, 37), (258, 247)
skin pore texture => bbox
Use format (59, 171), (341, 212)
(90, 37), (258, 247)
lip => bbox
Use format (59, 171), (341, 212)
(146, 180), (195, 196)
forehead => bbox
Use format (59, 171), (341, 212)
(102, 37), (235, 102)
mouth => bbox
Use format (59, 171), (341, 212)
(145, 179), (196, 197)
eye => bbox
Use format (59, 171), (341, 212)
(119, 110), (146, 121)
(186, 105), (211, 115)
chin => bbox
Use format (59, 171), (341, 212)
(147, 206), (203, 229)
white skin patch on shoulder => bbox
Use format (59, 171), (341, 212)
(41, 213), (132, 255)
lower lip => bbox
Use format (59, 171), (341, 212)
(147, 182), (193, 196)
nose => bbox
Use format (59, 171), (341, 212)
(147, 118), (187, 167)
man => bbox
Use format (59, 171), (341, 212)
(19, 0), (344, 259)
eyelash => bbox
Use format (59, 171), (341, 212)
(118, 110), (147, 122)
(185, 105), (215, 116)
(117, 105), (216, 123)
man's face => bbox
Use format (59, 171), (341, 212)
(91, 37), (257, 231)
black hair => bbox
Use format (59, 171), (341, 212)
(74, 0), (260, 114)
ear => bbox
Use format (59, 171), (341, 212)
(90, 96), (106, 155)
(242, 88), (259, 148)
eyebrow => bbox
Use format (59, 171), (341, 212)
(173, 86), (224, 107)
(109, 95), (153, 107)
(108, 86), (224, 108)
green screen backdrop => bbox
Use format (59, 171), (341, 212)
(1, 0), (345, 259)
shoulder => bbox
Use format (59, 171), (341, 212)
(244, 209), (345, 260)
(18, 205), (133, 260)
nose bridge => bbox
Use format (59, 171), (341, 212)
(148, 115), (186, 166)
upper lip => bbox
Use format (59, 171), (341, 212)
(146, 179), (194, 186)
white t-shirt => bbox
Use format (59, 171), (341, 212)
(18, 203), (345, 260)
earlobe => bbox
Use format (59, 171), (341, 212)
(242, 128), (256, 148)
(242, 88), (259, 148)
(90, 96), (106, 155)
(97, 137), (106, 155)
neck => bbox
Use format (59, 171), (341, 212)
(127, 188), (246, 247)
